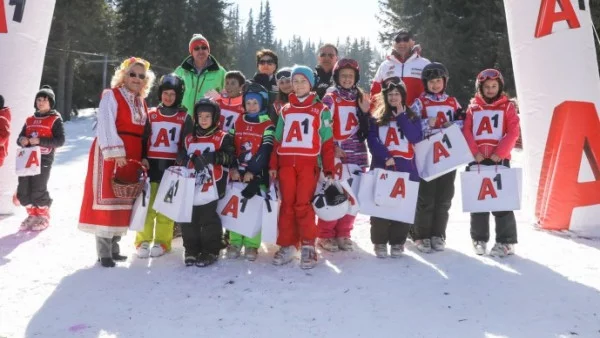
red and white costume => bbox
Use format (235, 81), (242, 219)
(371, 53), (430, 107)
(78, 87), (148, 238)
(217, 96), (244, 133)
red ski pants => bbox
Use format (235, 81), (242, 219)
(277, 165), (320, 247)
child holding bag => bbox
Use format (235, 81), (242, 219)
(136, 74), (193, 258)
(317, 58), (370, 252)
(269, 65), (335, 269)
(367, 77), (422, 258)
(462, 69), (520, 257)
(227, 82), (275, 261)
(410, 62), (464, 253)
(180, 98), (236, 267)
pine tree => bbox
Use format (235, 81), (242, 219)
(241, 9), (258, 76)
(255, 2), (265, 47)
(262, 1), (275, 49)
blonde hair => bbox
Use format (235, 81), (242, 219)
(110, 58), (156, 98)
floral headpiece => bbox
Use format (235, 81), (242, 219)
(119, 57), (150, 71)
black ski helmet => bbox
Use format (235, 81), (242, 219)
(193, 98), (221, 128)
(158, 73), (185, 107)
(421, 62), (449, 94)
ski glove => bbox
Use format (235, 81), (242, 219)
(241, 178), (260, 199)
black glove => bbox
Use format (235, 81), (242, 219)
(175, 152), (188, 166)
(0, 95), (4, 109)
(241, 178), (260, 199)
(190, 153), (207, 172)
(202, 151), (216, 164)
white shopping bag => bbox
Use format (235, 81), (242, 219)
(358, 170), (419, 224)
(153, 166), (195, 222)
(414, 124), (474, 181)
(347, 171), (361, 198)
(373, 168), (419, 209)
(260, 185), (279, 244)
(129, 177), (151, 231)
(339, 179), (360, 216)
(461, 165), (522, 212)
(329, 158), (363, 182)
(15, 146), (41, 176)
(193, 165), (219, 206)
(217, 182), (263, 238)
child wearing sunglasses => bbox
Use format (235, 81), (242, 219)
(410, 62), (464, 254)
(136, 73), (193, 259)
(316, 58), (370, 252)
(217, 71), (246, 133)
(462, 69), (520, 257)
(269, 65), (335, 269)
(367, 77), (423, 258)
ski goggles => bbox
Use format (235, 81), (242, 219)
(477, 69), (502, 83)
(382, 76), (405, 90)
(276, 70), (292, 82)
(336, 58), (359, 69)
(422, 68), (446, 80)
(120, 57), (150, 71)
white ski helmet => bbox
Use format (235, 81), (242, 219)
(312, 180), (349, 221)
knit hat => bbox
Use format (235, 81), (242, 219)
(189, 34), (210, 54)
(244, 92), (263, 112)
(35, 85), (55, 109)
(291, 65), (315, 87)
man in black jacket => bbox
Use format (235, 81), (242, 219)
(314, 43), (339, 99)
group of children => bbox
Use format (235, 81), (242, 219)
(11, 55), (520, 269)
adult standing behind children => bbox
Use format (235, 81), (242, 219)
(78, 57), (155, 268)
(175, 34), (226, 115)
(252, 49), (279, 93)
(371, 29), (430, 107)
(314, 44), (339, 99)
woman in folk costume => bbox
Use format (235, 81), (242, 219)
(78, 57), (156, 268)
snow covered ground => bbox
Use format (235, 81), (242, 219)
(1, 110), (599, 338)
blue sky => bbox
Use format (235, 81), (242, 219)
(234, 0), (382, 48)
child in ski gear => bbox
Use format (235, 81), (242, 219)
(0, 95), (10, 168)
(227, 82), (275, 261)
(462, 69), (520, 257)
(137, 73), (193, 258)
(79, 57), (155, 268)
(180, 98), (235, 267)
(317, 58), (370, 252)
(269, 65), (335, 269)
(17, 86), (65, 231)
(411, 62), (464, 253)
(367, 77), (423, 258)
(271, 67), (293, 124)
(217, 71), (246, 133)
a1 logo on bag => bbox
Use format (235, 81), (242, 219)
(478, 173), (503, 200)
(432, 134), (452, 164)
(377, 172), (407, 199)
(16, 146), (41, 176)
(220, 195), (250, 219)
(164, 180), (179, 204)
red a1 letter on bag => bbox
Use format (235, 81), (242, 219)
(0, 1), (7, 33)
(536, 101), (600, 230)
(535, 0), (581, 38)
(26, 150), (40, 168)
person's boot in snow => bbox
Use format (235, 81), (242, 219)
(196, 252), (218, 267)
(473, 241), (487, 255)
(431, 236), (446, 251)
(100, 257), (116, 268)
(19, 205), (38, 231)
(137, 242), (150, 258)
(414, 239), (432, 253)
(226, 244), (241, 259)
(184, 255), (197, 266)
(337, 237), (353, 251)
(300, 245), (317, 269)
(374, 244), (387, 258)
(150, 244), (166, 257)
(112, 253), (127, 261)
(390, 244), (404, 258)
(317, 238), (339, 252)
(272, 246), (296, 266)
(489, 243), (515, 257)
(244, 247), (258, 261)
(31, 206), (50, 231)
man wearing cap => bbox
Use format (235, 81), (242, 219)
(371, 29), (430, 107)
(314, 43), (339, 99)
(175, 34), (227, 115)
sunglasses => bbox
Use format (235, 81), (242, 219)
(319, 53), (336, 58)
(477, 69), (501, 82)
(193, 45), (209, 51)
(259, 59), (275, 65)
(129, 72), (146, 80)
(395, 35), (411, 43)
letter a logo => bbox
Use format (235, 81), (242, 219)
(390, 178), (406, 199)
(535, 0), (581, 38)
(433, 141), (451, 164)
(384, 128), (400, 146)
(285, 121), (303, 143)
(164, 180), (179, 204)
(476, 117), (493, 136)
(221, 195), (239, 218)
(478, 178), (498, 200)
(345, 112), (359, 132)
(154, 128), (170, 147)
(25, 150), (39, 168)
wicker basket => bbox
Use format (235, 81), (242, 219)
(111, 159), (147, 199)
